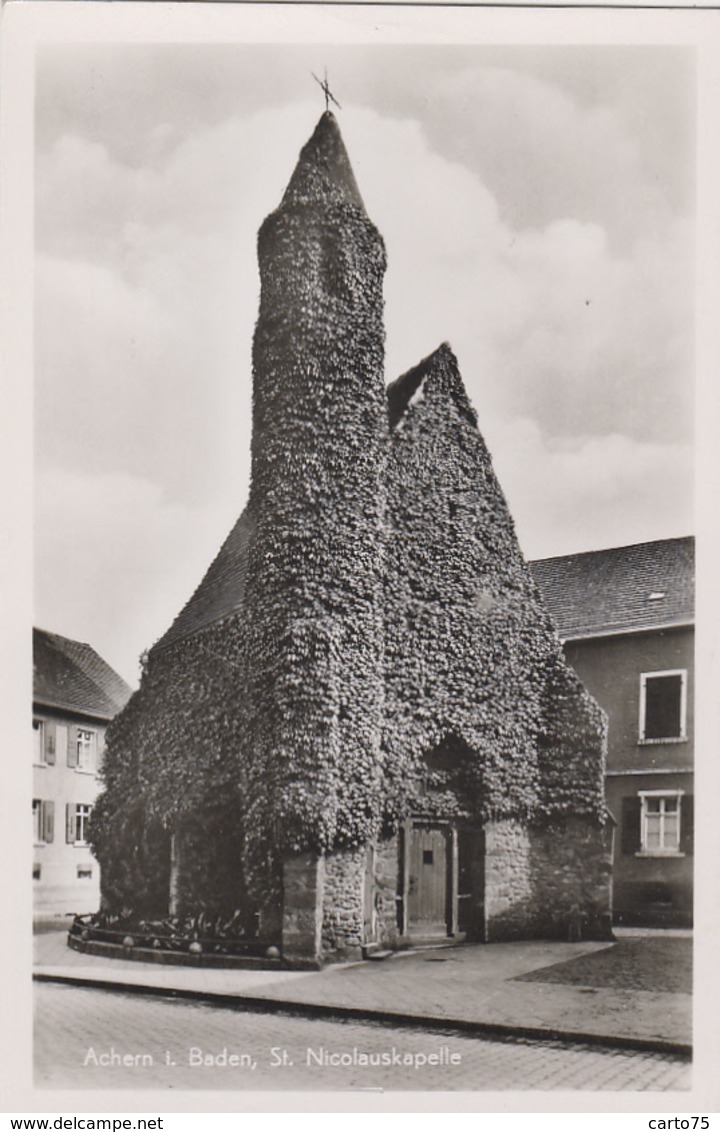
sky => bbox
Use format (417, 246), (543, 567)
(33, 42), (696, 686)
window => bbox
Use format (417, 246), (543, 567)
(75, 729), (97, 772)
(77, 865), (93, 880)
(33, 864), (41, 881)
(66, 802), (92, 845)
(641, 791), (681, 853)
(621, 791), (693, 857)
(639, 670), (687, 742)
(33, 799), (54, 843)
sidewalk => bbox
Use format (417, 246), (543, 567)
(33, 928), (692, 1056)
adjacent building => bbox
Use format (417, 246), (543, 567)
(33, 628), (133, 915)
(531, 536), (694, 927)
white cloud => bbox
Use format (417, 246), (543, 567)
(343, 107), (693, 445)
(423, 65), (676, 246)
(33, 87), (694, 666)
(34, 468), (243, 684)
(36, 99), (693, 453)
(487, 417), (694, 559)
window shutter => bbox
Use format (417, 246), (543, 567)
(621, 796), (642, 854)
(66, 803), (76, 844)
(42, 800), (54, 843)
(55, 724), (68, 764)
(45, 722), (56, 765)
(680, 795), (694, 855)
(67, 727), (78, 768)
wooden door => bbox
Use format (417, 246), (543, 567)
(408, 825), (448, 936)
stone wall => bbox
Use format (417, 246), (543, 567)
(484, 816), (612, 941)
(484, 819), (534, 940)
(527, 816), (613, 940)
(319, 836), (402, 960)
(375, 835), (401, 947)
(321, 847), (365, 961)
(282, 852), (324, 967)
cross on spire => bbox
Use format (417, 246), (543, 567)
(312, 68), (341, 112)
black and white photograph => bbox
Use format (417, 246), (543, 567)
(3, 0), (720, 1113)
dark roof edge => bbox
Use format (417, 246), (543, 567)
(560, 619), (694, 644)
(149, 503), (254, 657)
(32, 696), (117, 722)
(530, 534), (694, 566)
(149, 609), (237, 658)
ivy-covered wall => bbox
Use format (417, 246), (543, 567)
(89, 111), (610, 958)
(91, 112), (389, 920)
(383, 343), (606, 830)
(238, 110), (388, 872)
(90, 625), (249, 919)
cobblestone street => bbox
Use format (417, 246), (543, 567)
(34, 983), (690, 1092)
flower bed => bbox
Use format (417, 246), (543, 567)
(67, 912), (283, 969)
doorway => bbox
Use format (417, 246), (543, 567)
(407, 823), (449, 937)
(404, 821), (485, 940)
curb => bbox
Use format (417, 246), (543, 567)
(33, 971), (692, 1060)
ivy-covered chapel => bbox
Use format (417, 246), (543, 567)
(91, 112), (613, 965)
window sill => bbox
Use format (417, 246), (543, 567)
(638, 737), (687, 746)
(635, 851), (686, 859)
(33, 762), (48, 769)
(74, 767), (97, 776)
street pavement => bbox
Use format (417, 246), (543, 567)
(34, 928), (692, 1052)
(34, 982), (691, 1092)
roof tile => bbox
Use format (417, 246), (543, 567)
(530, 536), (694, 639)
(151, 506), (254, 653)
(33, 629), (133, 719)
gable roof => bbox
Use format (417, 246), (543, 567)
(387, 343), (478, 432)
(529, 536), (694, 640)
(33, 629), (133, 720)
(151, 506), (255, 654)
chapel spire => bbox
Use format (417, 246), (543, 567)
(243, 109), (387, 872)
(280, 111), (366, 211)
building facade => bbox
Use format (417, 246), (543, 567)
(531, 537), (694, 927)
(33, 628), (132, 915)
(92, 112), (612, 966)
